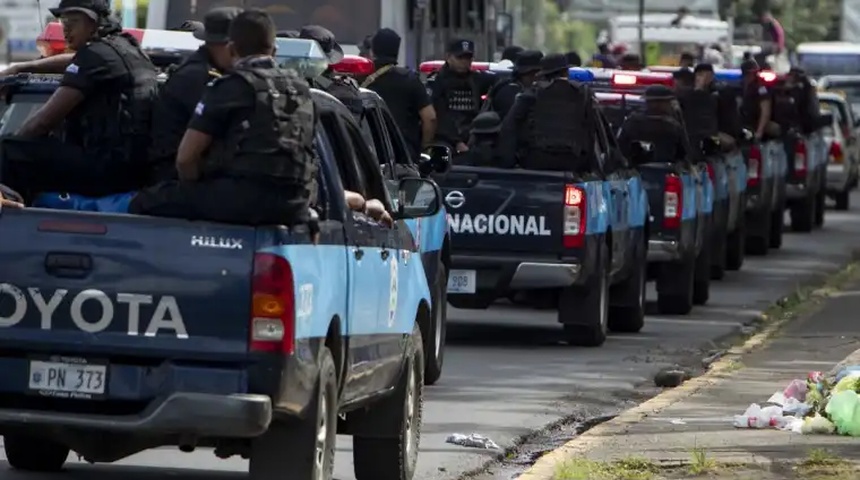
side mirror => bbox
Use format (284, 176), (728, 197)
(419, 144), (452, 175)
(700, 136), (721, 156)
(630, 141), (654, 163)
(394, 177), (442, 219)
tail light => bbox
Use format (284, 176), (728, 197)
(748, 146), (762, 187)
(563, 184), (586, 248)
(250, 253), (295, 354)
(793, 140), (807, 180)
(830, 141), (844, 164)
(706, 163), (715, 182)
(663, 174), (683, 229)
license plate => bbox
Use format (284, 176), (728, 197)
(447, 269), (476, 294)
(28, 357), (107, 399)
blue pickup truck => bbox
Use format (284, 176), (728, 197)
(594, 91), (715, 315)
(357, 88), (451, 385)
(434, 98), (649, 347)
(0, 76), (441, 479)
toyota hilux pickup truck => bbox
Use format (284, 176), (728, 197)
(0, 72), (441, 480)
(434, 102), (649, 347)
(595, 91), (715, 315)
(818, 93), (859, 210)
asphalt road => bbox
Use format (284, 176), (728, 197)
(3, 193), (860, 480)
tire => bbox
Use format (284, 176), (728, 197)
(4, 435), (69, 472)
(745, 211), (771, 256)
(814, 189), (825, 227)
(725, 217), (745, 272)
(693, 238), (711, 306)
(656, 258), (695, 315)
(835, 190), (850, 211)
(769, 206), (783, 249)
(560, 243), (608, 347)
(354, 323), (424, 480)
(790, 195), (814, 232)
(608, 241), (646, 334)
(249, 346), (337, 480)
(423, 261), (447, 386)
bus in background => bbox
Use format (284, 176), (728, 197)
(145, 0), (504, 69)
(796, 42), (860, 79)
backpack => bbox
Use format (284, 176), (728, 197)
(532, 79), (593, 157)
(316, 74), (364, 119)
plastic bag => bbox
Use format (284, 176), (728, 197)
(800, 414), (836, 434)
(783, 379), (808, 401)
(832, 373), (860, 394)
(836, 366), (860, 383)
(825, 390), (860, 436)
(733, 403), (786, 428)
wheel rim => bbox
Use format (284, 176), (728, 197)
(314, 389), (329, 480)
(404, 361), (417, 460)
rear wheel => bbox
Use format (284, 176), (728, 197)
(693, 240), (711, 306)
(353, 323), (423, 480)
(249, 347), (337, 480)
(790, 195), (814, 232)
(814, 189), (825, 227)
(725, 216), (745, 271)
(745, 211), (771, 256)
(608, 242), (646, 333)
(768, 206), (783, 249)
(423, 261), (447, 386)
(835, 190), (850, 210)
(560, 243), (608, 347)
(656, 258), (695, 315)
(4, 435), (69, 472)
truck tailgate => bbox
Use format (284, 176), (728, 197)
(0, 209), (256, 362)
(438, 166), (569, 254)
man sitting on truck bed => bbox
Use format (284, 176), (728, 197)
(128, 9), (319, 229)
(617, 85), (689, 164)
(497, 53), (597, 171)
(0, 0), (159, 200)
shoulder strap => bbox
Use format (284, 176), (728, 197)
(360, 64), (394, 88)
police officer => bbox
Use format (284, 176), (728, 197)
(677, 63), (728, 157)
(299, 25), (363, 119)
(483, 50), (542, 120)
(149, 7), (240, 183)
(739, 59), (775, 141)
(460, 111), (502, 166)
(565, 51), (582, 67)
(786, 67), (822, 134)
(0, 0), (158, 198)
(672, 67), (694, 95)
(497, 45), (524, 69)
(679, 52), (695, 68)
(692, 63), (742, 149)
(498, 53), (597, 171)
(429, 39), (495, 154)
(362, 28), (437, 160)
(617, 85), (688, 164)
(129, 9), (318, 229)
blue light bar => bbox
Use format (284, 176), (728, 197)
(714, 69), (741, 83)
(569, 68), (595, 82)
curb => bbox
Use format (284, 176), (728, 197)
(517, 261), (860, 480)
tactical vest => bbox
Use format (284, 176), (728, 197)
(773, 89), (799, 129)
(530, 79), (591, 157)
(314, 73), (363, 120)
(204, 66), (316, 187)
(444, 74), (479, 114)
(679, 89), (719, 140)
(73, 33), (158, 166)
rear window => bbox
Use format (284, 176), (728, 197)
(798, 53), (860, 77)
(819, 106), (837, 137)
(820, 99), (850, 130)
(0, 93), (49, 136)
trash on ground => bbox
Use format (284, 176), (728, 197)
(654, 366), (692, 388)
(445, 433), (501, 450)
(732, 366), (860, 436)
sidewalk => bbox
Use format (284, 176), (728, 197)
(523, 280), (860, 480)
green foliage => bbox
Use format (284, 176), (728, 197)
(729, 0), (841, 47)
(512, 0), (597, 58)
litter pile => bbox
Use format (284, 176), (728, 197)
(733, 367), (860, 435)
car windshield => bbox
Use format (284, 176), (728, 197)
(798, 53), (860, 77)
(0, 93), (49, 136)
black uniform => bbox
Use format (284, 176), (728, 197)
(1, 27), (158, 198)
(460, 111), (502, 166)
(430, 64), (495, 147)
(311, 71), (363, 119)
(617, 88), (688, 165)
(740, 77), (772, 131)
(363, 62), (431, 159)
(677, 88), (720, 155)
(129, 57), (318, 226)
(484, 50), (541, 120)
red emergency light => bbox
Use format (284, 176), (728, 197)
(611, 72), (674, 87)
(331, 55), (374, 76)
(419, 60), (490, 74)
(758, 70), (778, 83)
(37, 22), (146, 57)
(594, 92), (643, 104)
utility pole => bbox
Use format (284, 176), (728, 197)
(637, 0), (644, 62)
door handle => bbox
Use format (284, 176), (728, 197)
(353, 248), (364, 260)
(45, 252), (92, 279)
(380, 249), (390, 261)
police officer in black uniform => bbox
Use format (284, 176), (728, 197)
(672, 67), (694, 95)
(299, 25), (363, 119)
(460, 111), (502, 166)
(692, 63), (743, 148)
(149, 7), (240, 183)
(677, 63), (733, 157)
(786, 67), (822, 135)
(498, 53), (597, 171)
(739, 59), (775, 141)
(129, 9), (317, 229)
(483, 50), (542, 120)
(1, 0), (158, 198)
(362, 28), (436, 160)
(429, 39), (495, 154)
(617, 85), (688, 164)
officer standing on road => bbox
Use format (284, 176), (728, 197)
(498, 53), (597, 171)
(739, 59), (775, 141)
(460, 111), (503, 166)
(617, 85), (688, 164)
(0, 0), (158, 199)
(129, 9), (318, 230)
(299, 25), (363, 119)
(148, 7), (240, 183)
(362, 27), (437, 160)
(483, 50), (542, 120)
(429, 39), (495, 154)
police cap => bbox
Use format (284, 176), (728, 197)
(537, 53), (570, 77)
(448, 39), (475, 57)
(300, 25), (344, 63)
(471, 112), (502, 134)
(693, 63), (714, 74)
(194, 7), (241, 43)
(672, 67), (694, 82)
(513, 50), (543, 75)
(50, 0), (110, 21)
(501, 45), (525, 62)
(643, 85), (675, 101)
